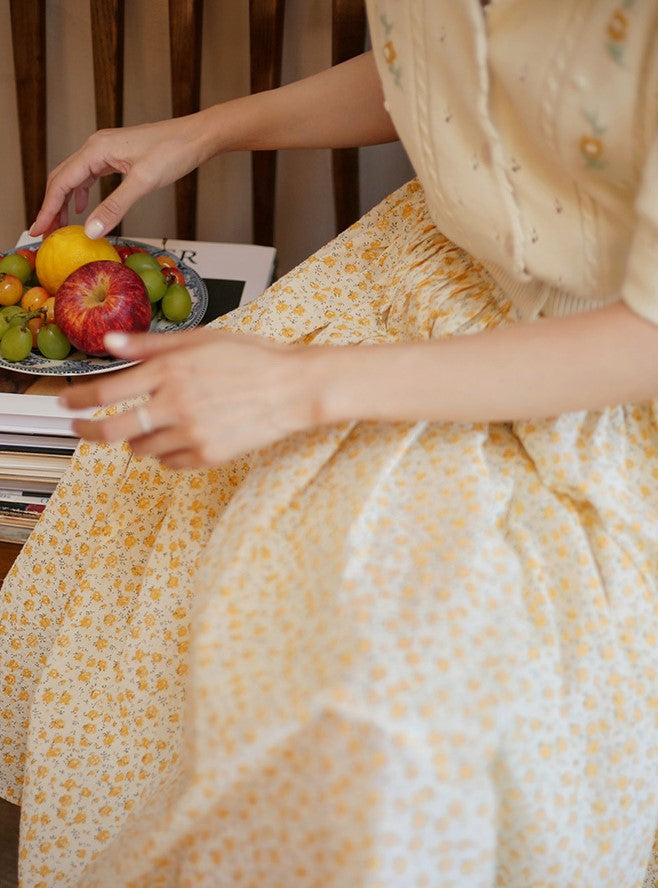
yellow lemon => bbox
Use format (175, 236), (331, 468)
(36, 225), (120, 295)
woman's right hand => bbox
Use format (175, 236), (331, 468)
(30, 52), (397, 241)
(30, 115), (206, 239)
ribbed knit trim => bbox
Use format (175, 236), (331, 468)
(480, 257), (609, 321)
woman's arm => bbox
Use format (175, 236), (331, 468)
(319, 300), (658, 425)
(31, 52), (396, 238)
(61, 300), (658, 470)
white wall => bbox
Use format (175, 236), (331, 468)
(1, 0), (413, 276)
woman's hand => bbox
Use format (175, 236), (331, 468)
(30, 116), (207, 239)
(60, 329), (326, 469)
(30, 53), (397, 240)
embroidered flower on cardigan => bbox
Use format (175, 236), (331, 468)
(606, 0), (637, 66)
(378, 10), (402, 87)
(580, 109), (607, 169)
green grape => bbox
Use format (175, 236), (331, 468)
(0, 325), (32, 361)
(6, 311), (28, 330)
(140, 268), (168, 303)
(0, 304), (26, 319)
(0, 253), (32, 284)
(125, 252), (161, 275)
(37, 323), (72, 360)
(161, 284), (192, 322)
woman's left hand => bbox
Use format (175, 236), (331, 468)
(61, 328), (325, 469)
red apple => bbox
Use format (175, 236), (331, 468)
(54, 260), (151, 356)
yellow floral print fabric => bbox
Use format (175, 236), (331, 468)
(1, 181), (657, 887)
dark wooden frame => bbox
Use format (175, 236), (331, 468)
(10, 0), (46, 230)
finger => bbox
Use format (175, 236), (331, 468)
(29, 192), (69, 237)
(83, 170), (155, 239)
(129, 425), (191, 459)
(71, 398), (167, 444)
(102, 326), (221, 360)
(74, 184), (91, 215)
(30, 162), (92, 236)
(159, 448), (207, 471)
(60, 359), (164, 410)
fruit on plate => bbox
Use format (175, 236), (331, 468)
(124, 251), (161, 276)
(27, 315), (45, 349)
(161, 283), (192, 322)
(0, 251), (33, 284)
(37, 323), (72, 360)
(21, 286), (50, 312)
(43, 296), (56, 324)
(0, 273), (24, 306)
(0, 322), (33, 362)
(140, 267), (168, 304)
(115, 243), (148, 263)
(35, 224), (121, 295)
(14, 247), (37, 271)
(55, 260), (151, 356)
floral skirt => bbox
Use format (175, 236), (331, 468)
(1, 181), (657, 888)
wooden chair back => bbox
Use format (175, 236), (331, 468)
(10, 0), (366, 246)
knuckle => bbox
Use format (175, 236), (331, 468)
(97, 195), (123, 223)
(131, 163), (160, 193)
(167, 389), (189, 420)
(187, 421), (207, 449)
(87, 128), (115, 150)
(92, 382), (113, 405)
(198, 442), (217, 466)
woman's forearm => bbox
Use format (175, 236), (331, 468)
(190, 52), (398, 164)
(31, 51), (397, 237)
(314, 301), (658, 425)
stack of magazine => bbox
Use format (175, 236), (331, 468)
(0, 235), (277, 545)
(0, 394), (91, 543)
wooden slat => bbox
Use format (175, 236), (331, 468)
(9, 0), (46, 230)
(169, 0), (204, 240)
(331, 0), (367, 234)
(0, 797), (19, 888)
(0, 542), (22, 585)
(249, 0), (285, 247)
(90, 0), (125, 236)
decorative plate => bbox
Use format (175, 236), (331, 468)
(0, 238), (208, 376)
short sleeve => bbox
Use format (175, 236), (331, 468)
(621, 135), (658, 324)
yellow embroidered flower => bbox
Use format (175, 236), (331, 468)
(383, 41), (397, 65)
(580, 135), (604, 161)
(607, 10), (627, 41)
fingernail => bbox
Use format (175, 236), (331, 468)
(104, 332), (129, 350)
(84, 218), (104, 240)
(28, 221), (37, 236)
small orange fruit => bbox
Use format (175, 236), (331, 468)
(21, 286), (50, 312)
(35, 225), (120, 295)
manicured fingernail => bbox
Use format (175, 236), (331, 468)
(28, 221), (37, 236)
(84, 218), (104, 239)
(104, 332), (129, 351)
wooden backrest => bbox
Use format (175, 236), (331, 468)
(11, 0), (366, 246)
